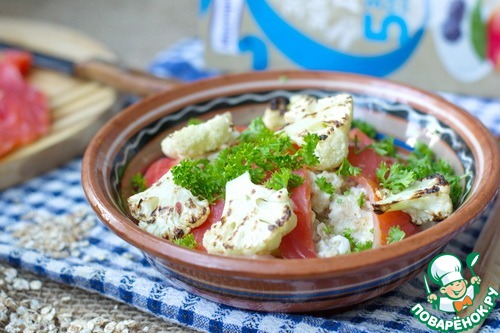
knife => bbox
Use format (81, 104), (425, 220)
(0, 41), (179, 97)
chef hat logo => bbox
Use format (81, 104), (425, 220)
(427, 253), (465, 287)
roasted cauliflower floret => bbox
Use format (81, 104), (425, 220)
(262, 97), (287, 130)
(283, 94), (317, 123)
(280, 94), (353, 171)
(128, 171), (210, 240)
(203, 172), (297, 256)
(161, 112), (238, 159)
(315, 130), (350, 171)
(372, 174), (453, 225)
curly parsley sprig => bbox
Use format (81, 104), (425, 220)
(130, 173), (147, 194)
(172, 234), (197, 249)
(386, 226), (405, 244)
(315, 177), (335, 195)
(408, 142), (463, 206)
(376, 161), (416, 193)
(375, 141), (463, 206)
(171, 117), (321, 202)
(343, 228), (373, 252)
(336, 158), (361, 177)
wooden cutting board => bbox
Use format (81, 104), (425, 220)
(0, 17), (123, 190)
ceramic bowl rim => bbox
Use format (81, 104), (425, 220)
(81, 70), (499, 279)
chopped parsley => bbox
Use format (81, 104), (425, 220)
(336, 158), (361, 177)
(407, 142), (463, 206)
(376, 161), (416, 193)
(130, 173), (147, 194)
(187, 117), (203, 126)
(170, 158), (219, 201)
(355, 136), (397, 157)
(367, 136), (397, 157)
(343, 228), (373, 252)
(386, 226), (406, 244)
(357, 192), (366, 208)
(315, 177), (334, 195)
(374, 141), (463, 206)
(409, 141), (434, 160)
(265, 168), (304, 191)
(171, 117), (321, 202)
(237, 116), (273, 142)
(172, 234), (197, 249)
(298, 133), (320, 167)
(353, 240), (373, 252)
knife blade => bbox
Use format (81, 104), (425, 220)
(0, 41), (75, 74)
(0, 41), (179, 97)
(423, 274), (431, 295)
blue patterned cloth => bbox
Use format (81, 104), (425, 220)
(0, 38), (498, 333)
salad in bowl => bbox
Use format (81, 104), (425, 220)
(126, 93), (461, 259)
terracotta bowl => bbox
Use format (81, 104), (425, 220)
(81, 70), (499, 313)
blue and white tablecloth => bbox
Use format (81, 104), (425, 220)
(0, 39), (498, 333)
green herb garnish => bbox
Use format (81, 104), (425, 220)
(187, 118), (204, 126)
(172, 234), (197, 249)
(130, 173), (147, 194)
(171, 117), (320, 202)
(315, 177), (334, 195)
(406, 142), (463, 206)
(354, 241), (373, 252)
(336, 158), (361, 177)
(386, 226), (406, 244)
(265, 168), (304, 191)
(170, 158), (220, 201)
(357, 192), (366, 208)
(297, 133), (321, 167)
(376, 161), (416, 193)
(352, 119), (377, 138)
(367, 136), (397, 157)
(343, 228), (373, 252)
(237, 116), (273, 143)
(373, 141), (463, 206)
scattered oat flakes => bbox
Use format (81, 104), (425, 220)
(0, 264), (145, 332)
(8, 209), (95, 258)
(29, 280), (43, 290)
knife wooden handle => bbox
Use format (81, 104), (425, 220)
(75, 59), (179, 97)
